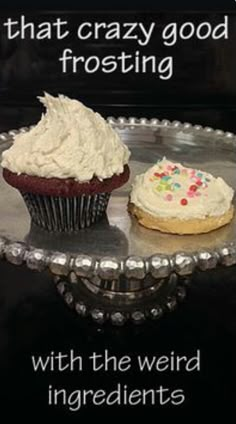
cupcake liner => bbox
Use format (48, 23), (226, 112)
(21, 192), (111, 232)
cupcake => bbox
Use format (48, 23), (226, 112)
(2, 93), (130, 232)
(128, 158), (234, 235)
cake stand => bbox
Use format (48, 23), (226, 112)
(0, 118), (235, 325)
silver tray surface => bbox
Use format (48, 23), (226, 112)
(0, 118), (236, 280)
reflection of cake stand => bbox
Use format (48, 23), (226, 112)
(0, 119), (236, 326)
(25, 216), (129, 257)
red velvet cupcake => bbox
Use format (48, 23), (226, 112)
(3, 166), (129, 231)
(1, 93), (130, 232)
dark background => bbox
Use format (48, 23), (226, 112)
(1, 10), (236, 132)
(0, 8), (236, 420)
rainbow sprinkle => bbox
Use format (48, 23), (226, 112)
(150, 162), (210, 206)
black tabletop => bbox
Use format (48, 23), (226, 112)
(0, 104), (235, 420)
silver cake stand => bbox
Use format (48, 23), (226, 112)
(0, 118), (236, 326)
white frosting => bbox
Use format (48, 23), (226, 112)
(1, 93), (130, 181)
(130, 158), (234, 219)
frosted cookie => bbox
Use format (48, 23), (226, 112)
(128, 158), (234, 235)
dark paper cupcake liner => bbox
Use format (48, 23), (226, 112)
(21, 192), (111, 232)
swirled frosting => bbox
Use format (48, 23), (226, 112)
(1, 93), (130, 182)
(130, 158), (234, 219)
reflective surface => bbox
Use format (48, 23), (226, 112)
(0, 123), (236, 257)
